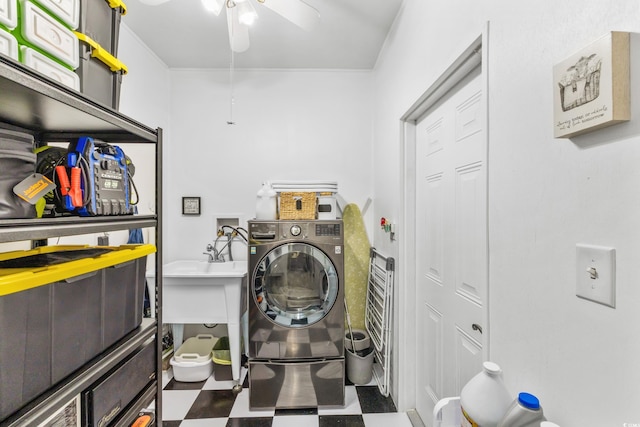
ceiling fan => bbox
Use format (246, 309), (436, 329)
(138, 0), (320, 53)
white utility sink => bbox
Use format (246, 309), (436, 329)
(146, 259), (248, 388)
(162, 260), (247, 277)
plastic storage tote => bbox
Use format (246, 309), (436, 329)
(31, 0), (80, 29)
(0, 0), (17, 30)
(0, 27), (18, 60)
(0, 243), (155, 422)
(21, 46), (80, 90)
(170, 334), (217, 382)
(75, 0), (126, 109)
(75, 31), (126, 109)
(78, 0), (125, 54)
(18, 0), (80, 69)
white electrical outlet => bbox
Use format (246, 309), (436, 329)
(576, 244), (616, 308)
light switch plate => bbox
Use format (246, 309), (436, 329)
(576, 244), (616, 308)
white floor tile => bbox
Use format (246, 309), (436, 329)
(228, 389), (275, 418)
(162, 389), (201, 420)
(362, 412), (414, 427)
(179, 418), (229, 427)
(163, 368), (174, 388)
(272, 415), (320, 427)
(317, 386), (362, 416)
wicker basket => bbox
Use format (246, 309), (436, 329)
(279, 192), (317, 220)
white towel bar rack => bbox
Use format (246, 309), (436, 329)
(365, 247), (394, 397)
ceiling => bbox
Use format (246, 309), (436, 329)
(121, 0), (403, 69)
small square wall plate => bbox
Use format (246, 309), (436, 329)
(576, 244), (616, 308)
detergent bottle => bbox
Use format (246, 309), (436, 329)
(460, 361), (512, 427)
(256, 182), (277, 220)
(497, 392), (546, 427)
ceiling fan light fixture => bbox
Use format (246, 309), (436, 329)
(236, 0), (258, 26)
(201, 0), (224, 15)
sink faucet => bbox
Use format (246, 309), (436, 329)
(205, 226), (248, 263)
(203, 243), (225, 263)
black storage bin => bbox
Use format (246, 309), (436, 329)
(0, 284), (52, 421)
(82, 340), (156, 427)
(76, 0), (125, 109)
(0, 244), (155, 422)
(0, 128), (36, 219)
(51, 270), (104, 384)
(103, 257), (147, 349)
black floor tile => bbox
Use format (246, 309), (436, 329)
(164, 377), (207, 390)
(356, 386), (397, 413)
(319, 414), (365, 426)
(275, 407), (318, 416)
(162, 422), (181, 427)
(227, 417), (273, 427)
(185, 389), (237, 419)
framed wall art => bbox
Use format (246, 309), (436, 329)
(553, 31), (630, 138)
(182, 196), (201, 215)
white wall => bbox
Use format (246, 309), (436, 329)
(374, 0), (640, 425)
(163, 69), (374, 261)
(98, 24), (171, 261)
(119, 25), (171, 131)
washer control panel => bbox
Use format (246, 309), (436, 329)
(315, 223), (341, 237)
(249, 220), (343, 243)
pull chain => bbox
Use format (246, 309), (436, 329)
(227, 13), (236, 125)
(227, 45), (236, 125)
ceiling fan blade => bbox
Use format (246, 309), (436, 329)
(226, 6), (250, 53)
(259, 0), (320, 31)
(201, 0), (225, 15)
(138, 0), (172, 5)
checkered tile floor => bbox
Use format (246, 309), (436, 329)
(161, 365), (412, 427)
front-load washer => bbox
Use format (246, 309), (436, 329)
(247, 220), (344, 409)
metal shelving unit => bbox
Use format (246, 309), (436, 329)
(0, 55), (163, 426)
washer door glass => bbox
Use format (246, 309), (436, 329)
(254, 242), (339, 327)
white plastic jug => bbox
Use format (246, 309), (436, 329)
(498, 392), (546, 427)
(460, 361), (512, 427)
(256, 182), (277, 220)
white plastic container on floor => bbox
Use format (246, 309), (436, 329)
(170, 334), (217, 382)
(460, 361), (512, 427)
(498, 392), (546, 427)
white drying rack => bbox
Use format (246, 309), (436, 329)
(365, 248), (394, 397)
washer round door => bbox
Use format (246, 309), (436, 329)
(253, 242), (339, 327)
